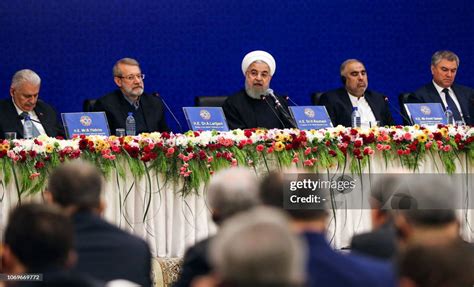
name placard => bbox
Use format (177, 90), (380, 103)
(61, 112), (110, 138)
(404, 103), (445, 125)
(289, 106), (333, 130)
(183, 107), (229, 131)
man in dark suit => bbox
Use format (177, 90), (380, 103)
(45, 161), (152, 286)
(0, 69), (63, 139)
(319, 59), (394, 127)
(93, 58), (168, 134)
(223, 50), (294, 130)
(412, 50), (474, 125)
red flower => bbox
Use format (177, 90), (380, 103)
(353, 148), (361, 157)
(244, 129), (253, 138)
(35, 161), (45, 169)
(354, 140), (362, 148)
(328, 150), (337, 157)
(256, 144), (265, 152)
(397, 149), (404, 156)
(79, 139), (88, 150)
(29, 150), (37, 158)
(443, 145), (452, 152)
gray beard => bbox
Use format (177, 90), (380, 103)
(245, 83), (266, 100)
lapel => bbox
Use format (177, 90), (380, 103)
(34, 103), (49, 135)
(426, 83), (444, 104)
(340, 89), (354, 114)
(5, 100), (25, 137)
(364, 91), (380, 119)
(138, 94), (151, 131)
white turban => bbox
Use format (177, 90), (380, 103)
(241, 50), (276, 76)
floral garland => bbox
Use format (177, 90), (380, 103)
(1, 124), (474, 198)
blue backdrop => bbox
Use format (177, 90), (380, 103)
(1, 0), (473, 131)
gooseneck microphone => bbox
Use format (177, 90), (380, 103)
(261, 94), (286, 128)
(285, 95), (299, 106)
(383, 96), (412, 125)
(264, 89), (297, 128)
(153, 92), (184, 133)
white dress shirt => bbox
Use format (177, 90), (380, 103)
(12, 100), (47, 135)
(432, 81), (464, 119)
(348, 93), (377, 126)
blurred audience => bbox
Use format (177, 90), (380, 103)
(350, 175), (400, 260)
(202, 207), (306, 287)
(45, 161), (152, 286)
(260, 171), (396, 287)
(2, 203), (101, 287)
(398, 240), (474, 287)
(174, 167), (260, 287)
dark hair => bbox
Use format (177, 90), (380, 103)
(4, 203), (74, 271)
(48, 161), (103, 210)
(399, 240), (474, 287)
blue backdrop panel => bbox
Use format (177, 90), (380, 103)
(1, 0), (473, 131)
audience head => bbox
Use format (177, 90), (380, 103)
(260, 171), (329, 232)
(368, 174), (404, 229)
(398, 240), (474, 287)
(241, 50), (275, 100)
(113, 57), (145, 100)
(210, 207), (306, 287)
(340, 59), (367, 98)
(10, 69), (41, 112)
(47, 160), (104, 215)
(3, 203), (75, 273)
(207, 167), (260, 225)
(391, 176), (459, 247)
(431, 50), (459, 89)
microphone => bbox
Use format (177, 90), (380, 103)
(153, 92), (184, 133)
(260, 94), (286, 128)
(264, 89), (297, 128)
(384, 96), (412, 125)
(18, 113), (42, 124)
(285, 95), (299, 106)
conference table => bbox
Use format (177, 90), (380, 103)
(0, 126), (473, 257)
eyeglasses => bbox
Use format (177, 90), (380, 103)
(247, 70), (270, 80)
(117, 74), (145, 81)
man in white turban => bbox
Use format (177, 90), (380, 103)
(222, 50), (293, 130)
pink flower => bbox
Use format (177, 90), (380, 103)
(304, 147), (311, 155)
(403, 132), (412, 141)
(376, 143), (384, 151)
(303, 159), (314, 166)
(443, 145), (452, 152)
(292, 157), (299, 163)
(425, 142), (432, 149)
(383, 145), (391, 151)
(29, 172), (40, 180)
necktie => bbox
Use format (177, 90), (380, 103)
(21, 112), (41, 137)
(442, 88), (462, 122)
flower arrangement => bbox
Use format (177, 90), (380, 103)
(1, 125), (473, 198)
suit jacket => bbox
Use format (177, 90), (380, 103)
(303, 232), (396, 287)
(222, 89), (294, 130)
(93, 90), (169, 134)
(350, 221), (398, 260)
(412, 82), (474, 125)
(0, 99), (63, 139)
(319, 88), (394, 127)
(173, 237), (212, 287)
(72, 211), (152, 286)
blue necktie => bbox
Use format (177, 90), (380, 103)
(21, 112), (41, 137)
(442, 88), (462, 122)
